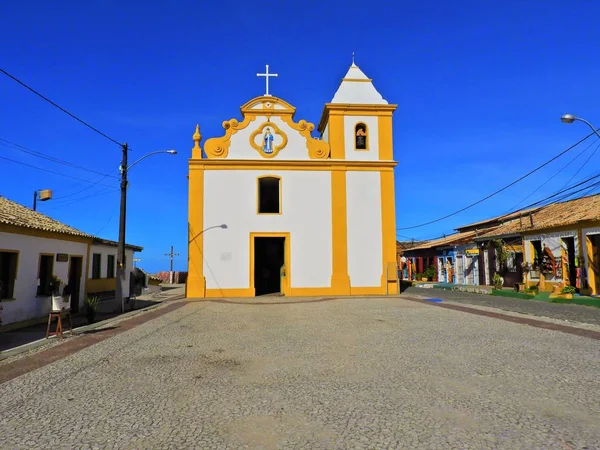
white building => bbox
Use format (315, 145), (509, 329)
(0, 196), (141, 328)
(187, 60), (399, 297)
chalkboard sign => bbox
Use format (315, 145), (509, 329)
(56, 253), (69, 262)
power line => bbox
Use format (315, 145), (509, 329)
(397, 130), (597, 231)
(0, 155), (116, 188)
(506, 137), (600, 213)
(0, 137), (119, 179)
(0, 67), (123, 147)
(52, 171), (118, 200)
(45, 189), (118, 211)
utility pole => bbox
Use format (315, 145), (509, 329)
(115, 143), (128, 314)
(165, 245), (179, 284)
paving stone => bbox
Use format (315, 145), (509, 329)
(0, 298), (599, 448)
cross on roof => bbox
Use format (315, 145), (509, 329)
(256, 64), (278, 96)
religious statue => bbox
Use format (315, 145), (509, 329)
(263, 128), (274, 154)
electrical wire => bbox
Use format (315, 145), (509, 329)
(0, 67), (123, 147)
(506, 137), (600, 213)
(44, 190), (118, 211)
(0, 137), (119, 179)
(396, 130), (597, 231)
(0, 155), (116, 188)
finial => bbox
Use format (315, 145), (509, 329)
(192, 124), (202, 158)
(351, 52), (356, 66)
(193, 124), (201, 148)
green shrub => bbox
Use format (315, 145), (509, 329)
(560, 285), (576, 294)
(424, 266), (437, 281)
(493, 273), (503, 290)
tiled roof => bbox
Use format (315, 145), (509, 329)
(0, 196), (143, 251)
(0, 195), (91, 238)
(477, 194), (600, 238)
(403, 230), (482, 252)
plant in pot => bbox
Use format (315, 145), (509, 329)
(560, 285), (576, 299)
(493, 272), (504, 290)
(424, 266), (437, 282)
(83, 296), (100, 324)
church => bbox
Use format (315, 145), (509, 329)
(187, 60), (398, 298)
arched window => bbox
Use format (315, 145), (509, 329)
(355, 123), (368, 150)
(257, 176), (281, 214)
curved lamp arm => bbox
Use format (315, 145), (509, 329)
(561, 114), (600, 139)
(126, 150), (177, 171)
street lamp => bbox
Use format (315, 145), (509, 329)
(115, 144), (177, 313)
(561, 114), (600, 139)
(33, 189), (52, 211)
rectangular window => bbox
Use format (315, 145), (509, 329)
(92, 253), (102, 279)
(107, 255), (115, 278)
(258, 177), (281, 214)
(0, 251), (18, 299)
(37, 254), (54, 296)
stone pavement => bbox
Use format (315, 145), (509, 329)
(405, 286), (600, 326)
(0, 285), (185, 353)
(1, 296), (599, 449)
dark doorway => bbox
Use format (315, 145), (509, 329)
(563, 237), (577, 288)
(68, 256), (83, 313)
(254, 237), (285, 296)
(591, 235), (600, 294)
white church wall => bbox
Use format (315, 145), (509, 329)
(343, 116), (380, 161)
(227, 116), (314, 160)
(346, 171), (383, 287)
(203, 170), (333, 290)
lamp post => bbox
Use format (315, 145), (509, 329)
(115, 144), (176, 313)
(560, 114), (600, 139)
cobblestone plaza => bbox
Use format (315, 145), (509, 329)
(1, 297), (599, 449)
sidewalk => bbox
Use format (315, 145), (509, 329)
(404, 286), (600, 326)
(0, 284), (185, 355)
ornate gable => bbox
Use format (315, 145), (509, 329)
(199, 96), (330, 160)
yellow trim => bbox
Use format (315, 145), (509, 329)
(203, 115), (256, 159)
(279, 115), (330, 159)
(84, 242), (91, 295)
(0, 249), (19, 300)
(86, 278), (116, 294)
(586, 234), (597, 295)
(378, 115), (393, 160)
(256, 175), (282, 215)
(380, 170), (398, 294)
(331, 169), (351, 294)
(240, 96), (296, 116)
(328, 114), (345, 159)
(249, 232), (291, 297)
(0, 224), (91, 244)
(342, 78), (373, 82)
(190, 160), (396, 171)
(318, 104), (397, 133)
(249, 121), (288, 158)
(187, 166), (206, 298)
(205, 288), (255, 298)
(351, 286), (387, 295)
(354, 121), (369, 151)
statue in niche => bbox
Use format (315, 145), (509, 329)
(263, 128), (274, 154)
(355, 124), (367, 150)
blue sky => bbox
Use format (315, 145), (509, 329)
(1, 1), (600, 272)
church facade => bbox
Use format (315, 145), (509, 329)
(187, 61), (398, 298)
